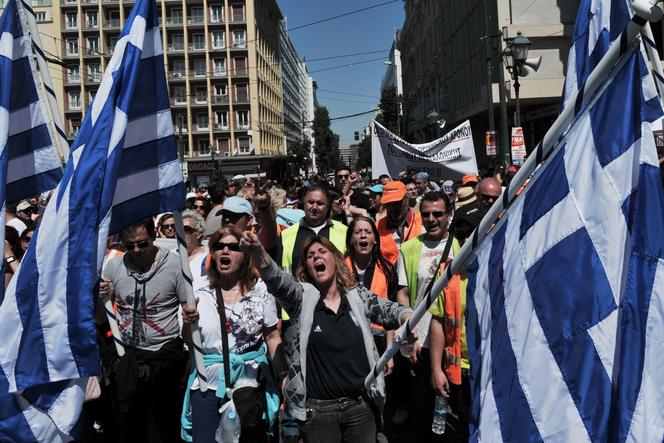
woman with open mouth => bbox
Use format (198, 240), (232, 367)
(239, 230), (414, 443)
(180, 227), (285, 442)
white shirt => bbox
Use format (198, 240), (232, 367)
(396, 237), (453, 348)
(191, 280), (278, 391)
(189, 247), (209, 293)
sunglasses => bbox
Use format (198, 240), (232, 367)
(213, 242), (241, 252)
(336, 174), (349, 179)
(124, 239), (150, 250)
(480, 194), (499, 202)
(21, 236), (32, 243)
(421, 210), (451, 219)
(161, 223), (175, 230)
(192, 204), (206, 210)
(184, 226), (196, 235)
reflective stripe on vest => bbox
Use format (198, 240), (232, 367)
(400, 234), (464, 385)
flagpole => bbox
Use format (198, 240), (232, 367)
(103, 298), (125, 356)
(364, 0), (664, 390)
(173, 210), (209, 392)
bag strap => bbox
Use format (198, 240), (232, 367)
(215, 288), (233, 397)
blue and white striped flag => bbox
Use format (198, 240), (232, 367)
(466, 32), (664, 442)
(0, 0), (183, 438)
(0, 0), (67, 302)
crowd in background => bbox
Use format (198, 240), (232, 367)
(3, 162), (521, 443)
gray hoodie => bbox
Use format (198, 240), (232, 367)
(103, 247), (188, 351)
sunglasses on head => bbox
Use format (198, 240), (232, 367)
(213, 242), (241, 252)
(184, 226), (197, 235)
(421, 210), (450, 219)
(124, 239), (150, 250)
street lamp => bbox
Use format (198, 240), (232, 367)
(426, 110), (446, 140)
(503, 31), (541, 128)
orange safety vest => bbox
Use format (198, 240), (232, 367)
(376, 211), (422, 265)
(345, 256), (389, 331)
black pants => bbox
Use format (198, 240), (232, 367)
(301, 397), (376, 443)
(410, 348), (436, 443)
(440, 370), (470, 443)
(109, 346), (186, 443)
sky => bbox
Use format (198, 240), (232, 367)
(276, 0), (405, 146)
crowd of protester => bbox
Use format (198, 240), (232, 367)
(4, 164), (520, 442)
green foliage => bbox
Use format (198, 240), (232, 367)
(376, 86), (400, 135)
(312, 106), (341, 173)
(288, 138), (311, 174)
(356, 136), (371, 170)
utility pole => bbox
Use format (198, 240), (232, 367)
(498, 28), (511, 166)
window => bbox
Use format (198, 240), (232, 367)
(87, 90), (97, 105)
(190, 7), (204, 23)
(216, 111), (228, 129)
(235, 84), (248, 102)
(231, 4), (244, 22)
(217, 138), (230, 154)
(232, 30), (245, 48)
(87, 37), (99, 55)
(237, 136), (251, 154)
(169, 8), (182, 24)
(212, 58), (225, 76)
(171, 34), (184, 51)
(171, 59), (185, 77)
(108, 36), (119, 54)
(68, 66), (79, 82)
(65, 12), (77, 29)
(88, 63), (101, 81)
(68, 119), (80, 137)
(68, 91), (81, 110)
(196, 113), (208, 130)
(195, 87), (207, 104)
(173, 86), (186, 103)
(210, 6), (223, 23)
(192, 34), (205, 50)
(197, 139), (210, 155)
(86, 11), (98, 27)
(193, 59), (206, 77)
(211, 31), (224, 49)
(233, 57), (246, 75)
(35, 11), (48, 22)
(236, 110), (249, 129)
(214, 84), (227, 96)
(66, 39), (78, 56)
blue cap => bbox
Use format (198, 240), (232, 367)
(221, 196), (253, 216)
(414, 171), (429, 180)
(368, 184), (384, 194)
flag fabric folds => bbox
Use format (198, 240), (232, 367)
(466, 39), (664, 443)
(0, 0), (66, 303)
(0, 0), (183, 438)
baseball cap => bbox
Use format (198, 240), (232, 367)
(17, 201), (32, 212)
(220, 196), (253, 216)
(455, 186), (477, 207)
(185, 192), (197, 200)
(462, 174), (479, 186)
(381, 181), (406, 204)
(414, 171), (429, 180)
(441, 180), (454, 194)
(367, 184), (384, 194)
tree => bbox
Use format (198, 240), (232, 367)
(312, 106), (341, 174)
(376, 86), (400, 135)
(287, 138), (311, 175)
(356, 136), (371, 170)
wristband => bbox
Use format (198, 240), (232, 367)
(5, 256), (16, 264)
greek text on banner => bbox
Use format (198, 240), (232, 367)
(371, 120), (478, 180)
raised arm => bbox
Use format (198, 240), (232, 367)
(240, 231), (302, 316)
(359, 287), (412, 331)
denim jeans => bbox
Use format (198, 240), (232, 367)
(300, 396), (376, 443)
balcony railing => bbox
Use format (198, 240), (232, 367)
(165, 17), (183, 25)
(87, 72), (102, 82)
(84, 21), (99, 29)
(188, 44), (206, 52)
(212, 69), (226, 77)
(232, 68), (248, 77)
(236, 123), (250, 130)
(105, 19), (120, 28)
(102, 0), (119, 3)
(83, 0), (98, 4)
(67, 104), (82, 111)
(231, 41), (246, 49)
(65, 51), (79, 57)
(64, 22), (78, 30)
(169, 71), (186, 78)
(212, 95), (228, 104)
(168, 44), (185, 52)
(34, 0), (52, 6)
(194, 97), (208, 105)
(66, 75), (80, 84)
(229, 15), (245, 23)
(187, 16), (204, 25)
(170, 98), (188, 106)
(85, 48), (101, 56)
(214, 123), (229, 130)
(209, 16), (224, 24)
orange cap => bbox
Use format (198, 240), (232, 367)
(381, 180), (406, 204)
(462, 174), (479, 186)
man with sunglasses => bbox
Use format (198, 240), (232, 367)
(477, 177), (502, 208)
(15, 200), (35, 229)
(99, 218), (189, 442)
(395, 191), (466, 442)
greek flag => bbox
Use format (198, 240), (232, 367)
(0, 0), (67, 302)
(466, 29), (664, 443)
(0, 0), (183, 438)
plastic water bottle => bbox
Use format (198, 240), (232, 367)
(216, 400), (240, 443)
(431, 395), (448, 435)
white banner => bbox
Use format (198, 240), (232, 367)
(371, 120), (478, 180)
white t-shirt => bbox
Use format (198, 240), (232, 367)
(191, 280), (278, 391)
(396, 237), (453, 348)
(189, 248), (209, 293)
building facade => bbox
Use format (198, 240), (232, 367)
(279, 20), (311, 152)
(4, 0), (303, 181)
(398, 0), (582, 162)
(381, 30), (402, 95)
